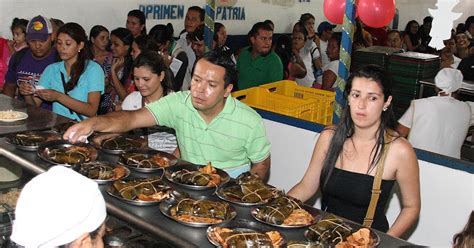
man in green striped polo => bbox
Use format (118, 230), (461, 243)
(64, 51), (271, 179)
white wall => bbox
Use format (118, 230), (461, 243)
(263, 119), (474, 247)
(1, 0), (473, 38)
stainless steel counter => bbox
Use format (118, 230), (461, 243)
(0, 94), (70, 136)
(0, 139), (416, 248)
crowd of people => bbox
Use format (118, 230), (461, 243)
(0, 7), (473, 247)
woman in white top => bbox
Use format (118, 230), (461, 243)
(122, 51), (177, 153)
(292, 21), (322, 87)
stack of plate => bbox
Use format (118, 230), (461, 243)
(353, 46), (403, 71)
(388, 52), (440, 118)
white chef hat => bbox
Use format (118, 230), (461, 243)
(434, 68), (463, 95)
(11, 166), (106, 247)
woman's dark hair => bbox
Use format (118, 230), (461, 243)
(57, 22), (90, 92)
(299, 13), (315, 24)
(404, 20), (421, 46)
(354, 19), (369, 47)
(128, 9), (147, 35)
(88, 25), (109, 57)
(149, 23), (174, 45)
(293, 21), (308, 40)
(320, 65), (396, 191)
(195, 51), (237, 88)
(133, 51), (173, 96)
(453, 211), (474, 248)
(10, 18), (28, 33)
(213, 22), (224, 43)
(111, 28), (134, 85)
(134, 35), (159, 53)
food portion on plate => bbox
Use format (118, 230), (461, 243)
(38, 140), (98, 165)
(0, 110), (28, 122)
(166, 163), (229, 189)
(74, 162), (130, 183)
(335, 228), (375, 248)
(108, 177), (171, 205)
(6, 131), (62, 151)
(306, 215), (379, 247)
(92, 133), (146, 154)
(208, 226), (285, 248)
(166, 198), (236, 225)
(118, 150), (176, 172)
(252, 195), (318, 227)
(217, 172), (281, 205)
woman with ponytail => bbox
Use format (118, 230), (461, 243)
(288, 65), (420, 237)
(19, 22), (104, 121)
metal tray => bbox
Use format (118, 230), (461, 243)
(37, 140), (98, 166)
(72, 161), (130, 185)
(159, 197), (237, 227)
(91, 133), (147, 155)
(207, 219), (286, 247)
(106, 177), (171, 206)
(117, 149), (177, 173)
(304, 216), (380, 247)
(164, 164), (230, 190)
(5, 130), (62, 152)
(216, 180), (280, 206)
(250, 205), (321, 229)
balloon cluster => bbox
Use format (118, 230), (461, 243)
(323, 0), (396, 28)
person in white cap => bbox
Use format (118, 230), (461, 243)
(10, 166), (107, 247)
(397, 68), (474, 158)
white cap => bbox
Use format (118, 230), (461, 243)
(11, 166), (106, 247)
(434, 68), (463, 95)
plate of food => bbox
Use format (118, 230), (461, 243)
(118, 149), (177, 173)
(5, 130), (62, 151)
(72, 161), (130, 184)
(207, 219), (285, 247)
(216, 172), (281, 206)
(250, 195), (321, 228)
(164, 162), (230, 190)
(160, 196), (237, 227)
(305, 215), (380, 247)
(0, 110), (28, 122)
(37, 140), (98, 166)
(106, 176), (172, 206)
(91, 133), (147, 154)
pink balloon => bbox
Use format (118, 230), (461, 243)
(323, 0), (346, 25)
(357, 0), (396, 28)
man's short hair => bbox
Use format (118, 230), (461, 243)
(248, 22), (273, 38)
(193, 51), (237, 88)
(423, 16), (433, 24)
(465, 16), (474, 30)
(188, 6), (205, 22)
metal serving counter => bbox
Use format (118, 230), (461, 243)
(0, 95), (415, 247)
(0, 139), (416, 248)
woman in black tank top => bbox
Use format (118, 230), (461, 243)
(288, 65), (420, 238)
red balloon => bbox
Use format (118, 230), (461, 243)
(323, 0), (346, 24)
(357, 0), (396, 28)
